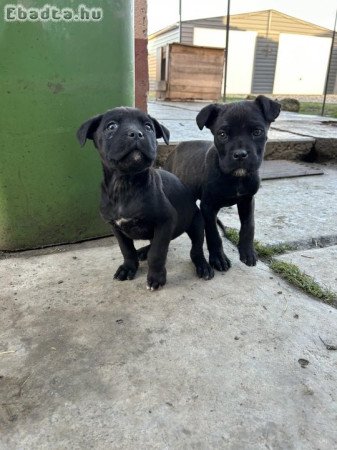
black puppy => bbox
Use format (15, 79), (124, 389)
(76, 107), (213, 290)
(165, 96), (281, 271)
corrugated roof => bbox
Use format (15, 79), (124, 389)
(149, 9), (333, 39)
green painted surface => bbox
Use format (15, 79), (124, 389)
(0, 1), (134, 250)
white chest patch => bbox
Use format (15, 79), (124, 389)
(133, 151), (142, 161)
(115, 217), (132, 227)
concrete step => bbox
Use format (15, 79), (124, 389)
(157, 136), (315, 166)
(151, 102), (337, 163)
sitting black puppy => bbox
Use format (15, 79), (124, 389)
(76, 107), (213, 290)
(165, 96), (281, 271)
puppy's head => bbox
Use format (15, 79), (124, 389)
(76, 107), (170, 174)
(196, 95), (280, 177)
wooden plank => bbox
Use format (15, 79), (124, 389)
(169, 86), (221, 95)
(171, 50), (224, 60)
(167, 91), (222, 99)
(170, 63), (224, 75)
(166, 92), (219, 100)
(170, 70), (222, 79)
(170, 43), (224, 54)
(170, 59), (223, 70)
(171, 52), (224, 65)
(170, 64), (223, 74)
(169, 84), (221, 94)
(169, 75), (222, 88)
(170, 64), (223, 73)
(170, 55), (224, 66)
(170, 45), (223, 54)
(170, 72), (223, 82)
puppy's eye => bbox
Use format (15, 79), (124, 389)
(218, 130), (228, 139)
(253, 129), (263, 137)
(145, 123), (153, 131)
(106, 122), (118, 131)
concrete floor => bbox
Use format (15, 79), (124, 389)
(1, 235), (337, 449)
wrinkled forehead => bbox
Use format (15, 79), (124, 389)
(216, 102), (266, 128)
(101, 107), (150, 126)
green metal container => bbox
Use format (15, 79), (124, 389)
(0, 1), (134, 250)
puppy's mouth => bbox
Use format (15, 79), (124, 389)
(128, 150), (143, 162)
(219, 159), (250, 177)
(233, 168), (247, 177)
(116, 150), (152, 172)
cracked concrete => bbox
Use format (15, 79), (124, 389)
(219, 165), (337, 249)
(1, 234), (337, 449)
(218, 163), (337, 300)
(276, 245), (337, 294)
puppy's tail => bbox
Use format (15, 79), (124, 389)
(216, 218), (227, 236)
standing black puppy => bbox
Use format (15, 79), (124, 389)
(165, 96), (281, 271)
(77, 107), (213, 290)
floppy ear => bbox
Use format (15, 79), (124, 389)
(76, 114), (103, 147)
(149, 116), (170, 145)
(254, 95), (281, 123)
(196, 104), (221, 130)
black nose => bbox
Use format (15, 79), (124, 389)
(127, 129), (144, 139)
(233, 150), (248, 160)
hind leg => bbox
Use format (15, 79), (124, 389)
(201, 201), (231, 271)
(137, 243), (151, 261)
(187, 210), (214, 280)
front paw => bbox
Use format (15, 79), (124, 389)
(147, 268), (167, 291)
(238, 246), (257, 266)
(195, 260), (214, 280)
(209, 250), (231, 272)
(114, 263), (138, 281)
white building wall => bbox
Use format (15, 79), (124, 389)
(193, 27), (257, 94)
(273, 34), (332, 95)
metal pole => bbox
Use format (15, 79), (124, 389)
(223, 0), (231, 102)
(322, 8), (337, 116)
(179, 0), (182, 43)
